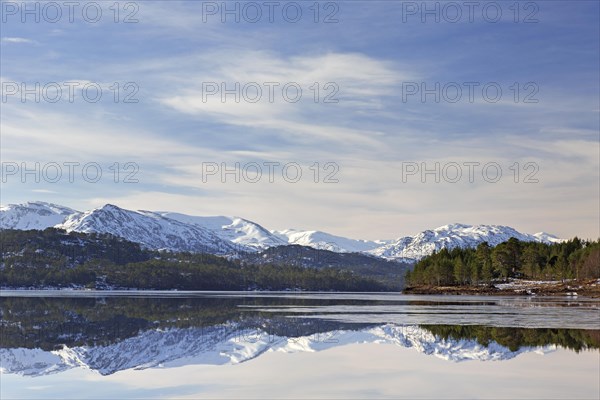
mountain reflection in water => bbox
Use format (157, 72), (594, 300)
(0, 293), (598, 376)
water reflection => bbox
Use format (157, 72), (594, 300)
(1, 294), (598, 377)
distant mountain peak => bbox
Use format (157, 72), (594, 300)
(0, 201), (564, 261)
(99, 203), (121, 210)
(533, 231), (563, 243)
(57, 204), (239, 255)
(0, 201), (80, 230)
(436, 223), (472, 230)
(367, 223), (564, 261)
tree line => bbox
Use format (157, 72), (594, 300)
(0, 228), (389, 291)
(406, 238), (599, 286)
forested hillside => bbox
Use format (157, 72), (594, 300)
(406, 237), (599, 286)
(0, 229), (390, 291)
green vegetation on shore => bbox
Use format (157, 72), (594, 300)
(0, 228), (389, 291)
(406, 238), (599, 287)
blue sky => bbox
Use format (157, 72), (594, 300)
(1, 0), (598, 240)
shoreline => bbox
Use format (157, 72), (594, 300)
(403, 279), (600, 297)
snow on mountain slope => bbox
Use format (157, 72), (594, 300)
(0, 324), (557, 377)
(0, 201), (79, 230)
(1, 201), (564, 261)
(56, 204), (240, 254)
(157, 212), (286, 250)
(533, 232), (563, 243)
(273, 224), (562, 261)
(367, 223), (563, 262)
(273, 229), (389, 253)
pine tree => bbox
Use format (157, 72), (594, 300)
(469, 258), (480, 284)
(476, 242), (493, 283)
(453, 258), (467, 285)
(522, 245), (541, 279)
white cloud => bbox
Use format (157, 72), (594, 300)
(1, 37), (37, 45)
(159, 50), (412, 149)
(1, 1), (598, 241)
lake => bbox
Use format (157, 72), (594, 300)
(1, 291), (599, 399)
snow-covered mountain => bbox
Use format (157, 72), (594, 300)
(533, 231), (564, 244)
(0, 324), (556, 377)
(0, 201), (79, 230)
(367, 223), (563, 262)
(273, 225), (563, 261)
(57, 205), (240, 255)
(273, 229), (388, 253)
(0, 201), (563, 261)
(157, 212), (286, 250)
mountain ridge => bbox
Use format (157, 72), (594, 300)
(0, 201), (563, 261)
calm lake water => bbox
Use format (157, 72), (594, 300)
(1, 291), (599, 399)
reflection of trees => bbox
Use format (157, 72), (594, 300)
(0, 297), (373, 350)
(2, 297), (598, 353)
(421, 325), (600, 352)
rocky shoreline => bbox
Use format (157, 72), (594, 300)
(403, 279), (600, 297)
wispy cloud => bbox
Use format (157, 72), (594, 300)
(1, 37), (37, 45)
(0, 1), (598, 239)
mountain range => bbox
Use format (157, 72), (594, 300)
(0, 201), (563, 262)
